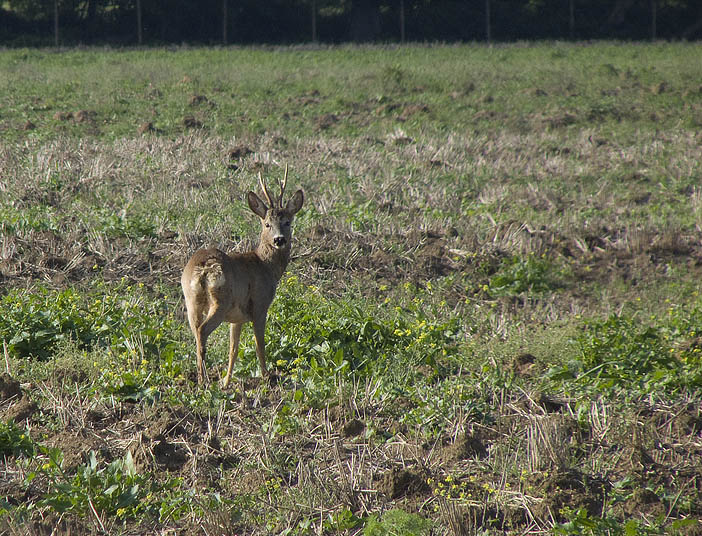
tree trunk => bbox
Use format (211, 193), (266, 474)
(681, 17), (702, 39)
(311, 0), (317, 42)
(606, 0), (636, 26)
(54, 0), (59, 47)
(485, 0), (491, 43)
(350, 0), (380, 42)
(650, 0), (656, 40)
(223, 0), (228, 44)
(400, 0), (405, 43)
(569, 0), (575, 39)
(136, 0), (142, 45)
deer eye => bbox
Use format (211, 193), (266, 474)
(265, 223), (271, 229)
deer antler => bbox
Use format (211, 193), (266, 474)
(278, 164), (288, 207)
(258, 171), (274, 207)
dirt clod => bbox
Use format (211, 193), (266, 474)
(73, 110), (94, 123)
(183, 116), (203, 129)
(138, 121), (155, 135)
(153, 439), (188, 470)
(189, 94), (209, 106)
(227, 145), (253, 160)
(512, 353), (536, 377)
(532, 470), (607, 522)
(439, 432), (488, 463)
(378, 468), (429, 499)
(4, 398), (38, 423)
(536, 392), (565, 413)
(315, 113), (338, 130)
(0, 374), (22, 402)
(341, 418), (365, 438)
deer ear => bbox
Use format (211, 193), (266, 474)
(286, 189), (304, 215)
(247, 191), (268, 219)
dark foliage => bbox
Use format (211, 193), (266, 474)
(1, 0), (701, 46)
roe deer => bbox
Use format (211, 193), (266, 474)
(181, 166), (304, 387)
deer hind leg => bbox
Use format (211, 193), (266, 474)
(193, 305), (228, 385)
(222, 322), (243, 389)
(185, 306), (206, 384)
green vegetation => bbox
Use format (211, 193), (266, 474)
(0, 43), (701, 535)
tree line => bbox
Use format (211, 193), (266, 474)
(2, 0), (701, 47)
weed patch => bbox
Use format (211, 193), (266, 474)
(0, 282), (182, 362)
(2, 43), (702, 535)
(549, 304), (702, 399)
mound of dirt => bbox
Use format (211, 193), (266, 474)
(531, 470), (607, 522)
(183, 116), (203, 129)
(341, 418), (365, 438)
(0, 374), (37, 423)
(315, 113), (338, 130)
(618, 487), (666, 518)
(511, 353), (537, 377)
(437, 432), (489, 464)
(4, 398), (38, 423)
(378, 468), (430, 500)
(46, 431), (111, 470)
(398, 103), (429, 121)
(152, 438), (189, 471)
(189, 94), (209, 106)
(0, 373), (22, 402)
(138, 121), (155, 135)
(227, 144), (253, 160)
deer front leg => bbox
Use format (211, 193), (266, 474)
(252, 316), (269, 377)
(222, 323), (243, 388)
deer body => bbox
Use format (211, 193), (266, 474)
(181, 169), (303, 387)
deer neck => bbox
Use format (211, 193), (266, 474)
(255, 240), (291, 280)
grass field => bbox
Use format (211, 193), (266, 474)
(1, 42), (701, 535)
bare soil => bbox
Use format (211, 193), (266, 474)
(2, 371), (700, 535)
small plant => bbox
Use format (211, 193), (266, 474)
(488, 254), (560, 297)
(0, 282), (184, 366)
(0, 421), (36, 458)
(322, 508), (363, 532)
(556, 310), (702, 398)
(363, 509), (432, 536)
(552, 507), (662, 536)
(38, 450), (174, 520)
(93, 207), (157, 239)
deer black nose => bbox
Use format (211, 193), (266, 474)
(273, 236), (286, 247)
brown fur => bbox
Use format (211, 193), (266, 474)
(181, 169), (303, 387)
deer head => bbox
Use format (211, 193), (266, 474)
(247, 166), (304, 251)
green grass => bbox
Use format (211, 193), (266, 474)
(1, 42), (701, 535)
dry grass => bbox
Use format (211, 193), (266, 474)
(2, 43), (702, 535)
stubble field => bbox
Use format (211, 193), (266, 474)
(1, 42), (701, 535)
